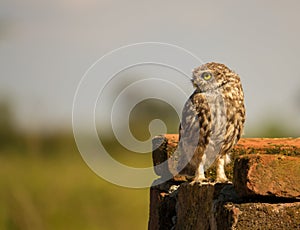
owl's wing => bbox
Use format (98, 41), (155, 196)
(176, 92), (211, 173)
(179, 92), (211, 149)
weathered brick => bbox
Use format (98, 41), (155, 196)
(233, 154), (300, 198)
(149, 180), (300, 230)
(149, 136), (300, 229)
(215, 202), (300, 229)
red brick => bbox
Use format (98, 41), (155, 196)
(233, 154), (300, 198)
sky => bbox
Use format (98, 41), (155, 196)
(1, 0), (300, 136)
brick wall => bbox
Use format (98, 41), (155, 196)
(148, 135), (300, 230)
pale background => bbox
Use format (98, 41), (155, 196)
(1, 0), (300, 136)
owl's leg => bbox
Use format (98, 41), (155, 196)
(194, 154), (208, 182)
(216, 154), (229, 183)
(194, 162), (206, 182)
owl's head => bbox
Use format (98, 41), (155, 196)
(192, 62), (240, 93)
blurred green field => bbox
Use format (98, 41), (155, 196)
(0, 150), (150, 230)
(0, 100), (167, 230)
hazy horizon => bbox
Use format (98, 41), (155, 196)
(1, 0), (300, 137)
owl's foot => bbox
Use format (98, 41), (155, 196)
(192, 162), (208, 183)
(216, 155), (231, 183)
(191, 177), (209, 185)
(215, 176), (230, 183)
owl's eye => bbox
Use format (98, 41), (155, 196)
(201, 72), (212, 81)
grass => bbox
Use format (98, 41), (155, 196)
(0, 150), (150, 230)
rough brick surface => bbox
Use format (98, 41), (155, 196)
(148, 181), (300, 230)
(149, 182), (236, 230)
(152, 135), (178, 178)
(216, 202), (300, 229)
(176, 183), (215, 230)
(233, 154), (300, 198)
(148, 180), (178, 230)
(152, 135), (169, 177)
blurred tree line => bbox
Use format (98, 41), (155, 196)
(0, 98), (298, 156)
(0, 101), (75, 155)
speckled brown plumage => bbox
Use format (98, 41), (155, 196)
(176, 62), (245, 182)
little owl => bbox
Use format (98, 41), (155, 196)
(176, 62), (245, 182)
